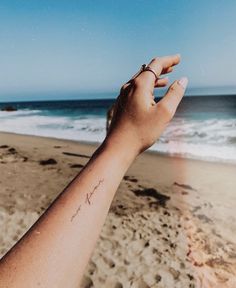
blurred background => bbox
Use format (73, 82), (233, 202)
(0, 0), (236, 162)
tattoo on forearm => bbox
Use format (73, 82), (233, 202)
(85, 179), (104, 205)
(71, 205), (81, 222)
(70, 178), (104, 222)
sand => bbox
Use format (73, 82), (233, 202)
(0, 131), (236, 287)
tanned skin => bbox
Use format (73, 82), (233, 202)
(0, 55), (188, 288)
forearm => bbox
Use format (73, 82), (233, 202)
(0, 135), (138, 288)
(0, 54), (187, 288)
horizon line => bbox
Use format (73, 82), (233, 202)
(1, 93), (236, 104)
(0, 84), (236, 95)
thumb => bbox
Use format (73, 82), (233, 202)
(158, 77), (188, 118)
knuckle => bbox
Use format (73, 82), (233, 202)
(120, 82), (131, 94)
(121, 83), (126, 90)
(151, 57), (162, 71)
(120, 84), (126, 93)
(132, 77), (144, 89)
(152, 57), (159, 62)
(170, 81), (183, 95)
(169, 85), (176, 92)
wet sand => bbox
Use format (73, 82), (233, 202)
(0, 131), (236, 287)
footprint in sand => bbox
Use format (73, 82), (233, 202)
(173, 182), (197, 191)
(39, 158), (57, 165)
(123, 175), (138, 183)
(0, 145), (9, 149)
(0, 147), (27, 163)
(130, 277), (150, 288)
(103, 256), (116, 268)
(70, 163), (84, 168)
(182, 211), (236, 287)
(114, 282), (123, 288)
(81, 276), (94, 288)
(87, 261), (97, 276)
(132, 188), (170, 207)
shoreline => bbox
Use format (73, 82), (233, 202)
(1, 131), (236, 287)
(1, 130), (235, 167)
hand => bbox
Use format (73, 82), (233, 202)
(106, 54), (188, 154)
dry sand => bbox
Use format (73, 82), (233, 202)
(0, 131), (236, 287)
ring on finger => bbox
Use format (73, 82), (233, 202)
(141, 64), (158, 82)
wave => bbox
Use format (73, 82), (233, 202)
(0, 109), (236, 163)
(151, 141), (236, 163)
(160, 118), (236, 146)
(0, 111), (106, 142)
(0, 109), (42, 117)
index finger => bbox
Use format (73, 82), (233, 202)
(152, 54), (181, 73)
(137, 54), (181, 90)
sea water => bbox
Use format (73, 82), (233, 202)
(0, 95), (236, 163)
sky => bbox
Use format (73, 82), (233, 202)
(0, 0), (236, 101)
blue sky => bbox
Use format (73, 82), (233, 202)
(0, 0), (236, 101)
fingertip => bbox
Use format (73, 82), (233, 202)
(176, 53), (181, 63)
(171, 53), (181, 65)
(178, 77), (188, 89)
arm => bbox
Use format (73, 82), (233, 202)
(0, 55), (188, 288)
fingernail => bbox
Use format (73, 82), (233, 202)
(178, 77), (188, 89)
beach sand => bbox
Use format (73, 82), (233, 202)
(0, 131), (236, 287)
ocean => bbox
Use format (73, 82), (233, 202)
(0, 95), (236, 163)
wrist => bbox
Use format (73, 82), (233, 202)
(101, 131), (140, 164)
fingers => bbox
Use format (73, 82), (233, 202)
(157, 77), (188, 119)
(162, 66), (174, 75)
(128, 60), (174, 86)
(135, 54), (181, 91)
(155, 77), (169, 88)
(120, 76), (169, 95)
(148, 54), (180, 76)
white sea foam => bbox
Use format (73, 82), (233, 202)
(0, 110), (106, 142)
(0, 109), (41, 118)
(151, 141), (236, 163)
(0, 109), (236, 163)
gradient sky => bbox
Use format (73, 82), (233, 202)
(0, 0), (236, 101)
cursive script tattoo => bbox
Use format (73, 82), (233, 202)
(71, 205), (81, 222)
(85, 179), (104, 205)
(70, 178), (104, 221)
